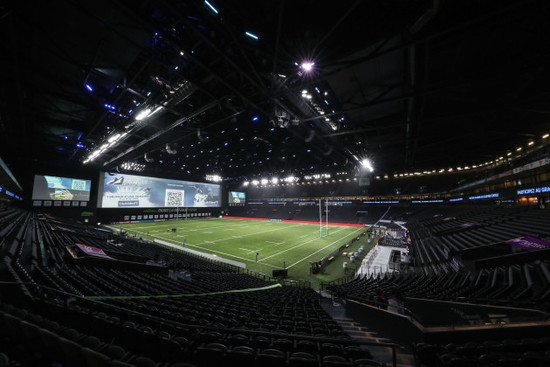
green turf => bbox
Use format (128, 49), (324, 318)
(112, 218), (369, 288)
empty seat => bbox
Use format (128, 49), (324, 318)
(289, 351), (317, 367)
(81, 347), (111, 367)
(322, 355), (352, 367)
(257, 348), (287, 367)
(226, 345), (255, 366)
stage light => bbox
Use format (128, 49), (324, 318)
(135, 108), (152, 121)
(204, 0), (218, 14)
(252, 116), (258, 121)
(107, 133), (121, 143)
(543, 133), (549, 139)
(85, 84), (93, 92)
(360, 158), (374, 172)
(301, 62), (314, 72)
(528, 141), (534, 146)
(245, 31), (258, 40)
(516, 147), (522, 151)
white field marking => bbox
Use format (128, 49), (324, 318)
(125, 228), (279, 268)
(287, 227), (364, 269)
(232, 236), (243, 239)
(258, 226), (348, 262)
(193, 222), (307, 245)
(297, 234), (310, 239)
(221, 229), (234, 231)
(238, 248), (262, 254)
(265, 241), (285, 246)
(202, 232), (213, 234)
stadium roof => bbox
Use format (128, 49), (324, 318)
(1, 0), (549, 186)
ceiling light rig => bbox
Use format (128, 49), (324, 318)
(120, 161), (145, 172)
(205, 174), (222, 182)
(300, 88), (339, 131)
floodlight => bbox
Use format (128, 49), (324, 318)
(243, 181), (250, 186)
(245, 31), (258, 40)
(252, 180), (259, 186)
(260, 178), (268, 185)
(107, 133), (121, 143)
(271, 177), (279, 184)
(360, 158), (374, 172)
(301, 62), (314, 72)
(135, 108), (152, 121)
(204, 0), (218, 14)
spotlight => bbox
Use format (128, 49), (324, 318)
(245, 31), (258, 40)
(360, 159), (374, 172)
(301, 62), (315, 72)
(135, 108), (152, 121)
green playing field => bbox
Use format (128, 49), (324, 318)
(113, 218), (368, 283)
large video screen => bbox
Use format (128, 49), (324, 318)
(32, 175), (91, 201)
(97, 172), (220, 208)
(228, 191), (246, 206)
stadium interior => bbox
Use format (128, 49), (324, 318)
(1, 1), (550, 366)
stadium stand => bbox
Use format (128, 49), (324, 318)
(326, 205), (550, 366)
(0, 210), (394, 367)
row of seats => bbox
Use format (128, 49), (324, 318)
(329, 260), (550, 311)
(415, 337), (550, 367)
(0, 210), (388, 366)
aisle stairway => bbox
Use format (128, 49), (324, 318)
(321, 298), (416, 367)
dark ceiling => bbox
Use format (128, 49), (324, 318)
(1, 0), (550, 189)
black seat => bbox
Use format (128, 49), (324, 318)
(322, 355), (352, 367)
(195, 342), (228, 367)
(257, 348), (286, 367)
(289, 351), (317, 367)
(226, 345), (255, 367)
